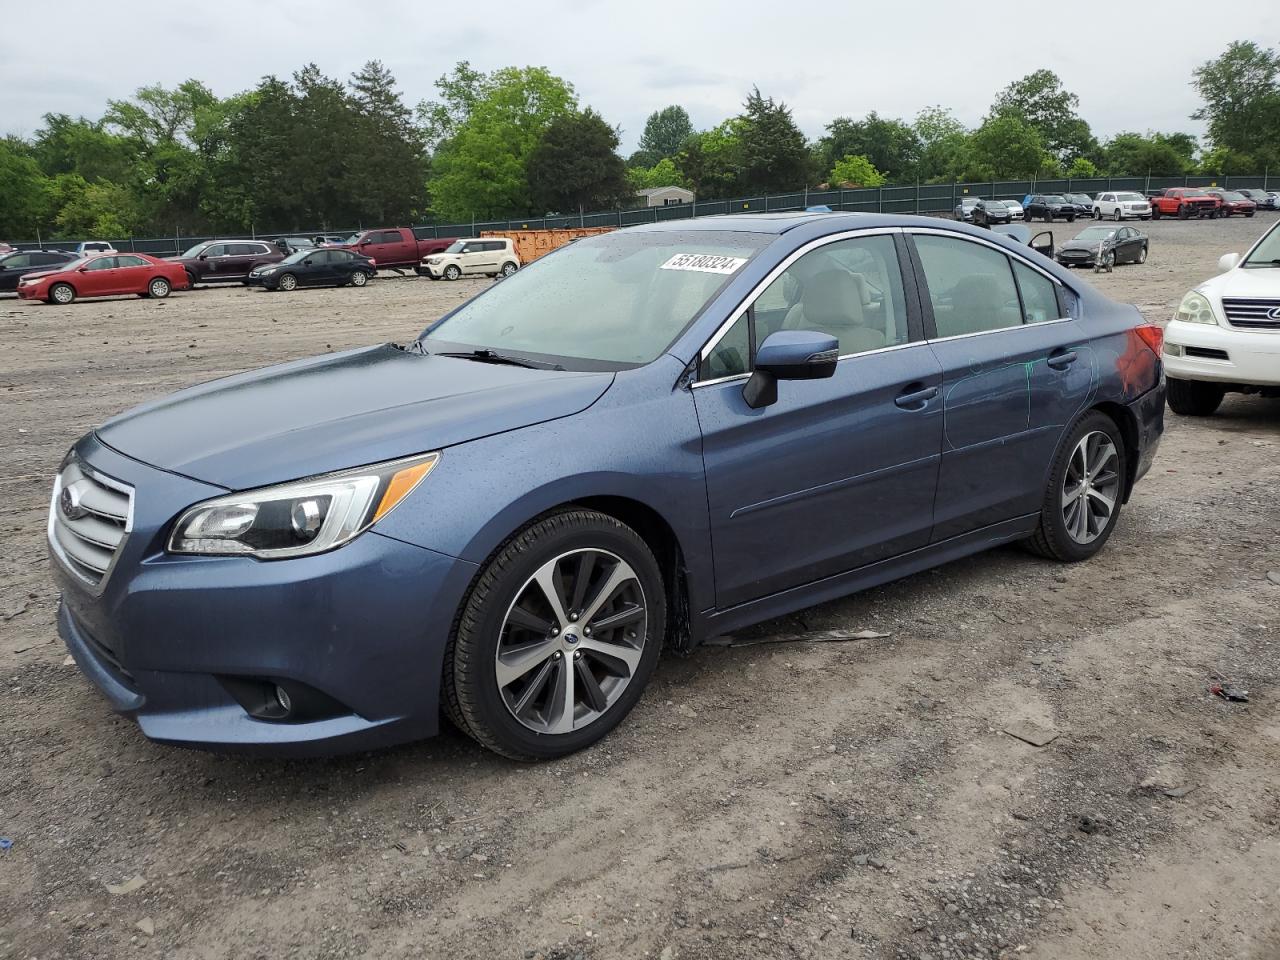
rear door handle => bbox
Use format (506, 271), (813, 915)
(1047, 350), (1078, 370)
(894, 385), (939, 409)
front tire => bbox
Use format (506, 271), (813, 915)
(444, 509), (665, 761)
(1112, 208), (1122, 221)
(49, 283), (75, 305)
(1167, 377), (1225, 417)
(277, 273), (298, 292)
(1026, 412), (1126, 562)
(444, 265), (461, 281)
(148, 277), (171, 299)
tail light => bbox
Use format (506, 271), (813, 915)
(1134, 324), (1164, 355)
(369, 259), (376, 267)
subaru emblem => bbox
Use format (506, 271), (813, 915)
(60, 483), (87, 521)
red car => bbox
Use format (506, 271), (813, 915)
(1148, 188), (1221, 220)
(16, 253), (189, 305)
(1204, 189), (1257, 217)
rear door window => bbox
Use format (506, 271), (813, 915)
(913, 234), (1023, 337)
(1011, 260), (1061, 324)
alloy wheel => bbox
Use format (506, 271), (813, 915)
(1061, 431), (1120, 545)
(279, 273), (297, 291)
(351, 271), (368, 286)
(495, 548), (647, 734)
(52, 284), (74, 304)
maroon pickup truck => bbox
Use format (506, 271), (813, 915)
(341, 228), (456, 272)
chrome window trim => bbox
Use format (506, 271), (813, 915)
(697, 226), (905, 370)
(692, 338), (931, 390)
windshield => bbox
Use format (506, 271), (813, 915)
(421, 229), (769, 368)
(1074, 227), (1116, 242)
(1242, 222), (1280, 267)
(280, 249), (315, 264)
(984, 200), (1007, 208)
(1221, 192), (1245, 201)
(1066, 194), (1090, 203)
(444, 241), (468, 253)
(1116, 192), (1145, 202)
(1043, 195), (1067, 203)
(180, 243), (209, 258)
(1182, 189), (1209, 197)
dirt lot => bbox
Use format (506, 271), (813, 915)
(2, 215), (1278, 960)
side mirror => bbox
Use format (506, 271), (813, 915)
(197, 254), (208, 260)
(304, 259), (313, 266)
(743, 330), (839, 409)
(359, 238), (371, 245)
(1218, 252), (1240, 273)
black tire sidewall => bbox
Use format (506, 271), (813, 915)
(1037, 413), (1127, 562)
(150, 278), (170, 298)
(453, 512), (666, 760)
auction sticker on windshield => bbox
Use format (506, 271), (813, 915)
(660, 253), (748, 274)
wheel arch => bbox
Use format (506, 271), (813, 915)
(457, 492), (697, 655)
(1089, 400), (1141, 503)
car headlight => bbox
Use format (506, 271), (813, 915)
(167, 452), (439, 558)
(1174, 290), (1217, 325)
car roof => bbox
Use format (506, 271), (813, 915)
(625, 212), (894, 235)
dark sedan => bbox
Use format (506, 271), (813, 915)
(0, 249), (78, 292)
(246, 247), (376, 291)
(1204, 189), (1256, 218)
(49, 213), (1165, 760)
(1056, 225), (1148, 271)
(971, 199), (1013, 227)
(1025, 194), (1085, 222)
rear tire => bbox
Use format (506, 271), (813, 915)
(1025, 412), (1127, 563)
(444, 509), (665, 760)
(148, 277), (171, 299)
(49, 283), (75, 305)
(350, 270), (369, 287)
(1137, 245), (1147, 264)
(500, 262), (518, 277)
(1166, 377), (1225, 417)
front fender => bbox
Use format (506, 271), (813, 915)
(372, 355), (716, 616)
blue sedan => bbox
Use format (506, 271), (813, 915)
(49, 213), (1165, 760)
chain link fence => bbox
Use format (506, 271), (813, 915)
(14, 174), (1276, 256)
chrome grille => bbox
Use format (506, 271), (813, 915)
(48, 459), (133, 590)
(1221, 298), (1280, 330)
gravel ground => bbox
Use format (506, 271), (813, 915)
(1, 214), (1278, 960)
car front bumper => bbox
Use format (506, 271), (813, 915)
(17, 284), (44, 300)
(51, 434), (478, 756)
(1163, 320), (1280, 387)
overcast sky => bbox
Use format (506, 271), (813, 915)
(3, 0), (1277, 153)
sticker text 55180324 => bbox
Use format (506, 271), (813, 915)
(660, 253), (748, 275)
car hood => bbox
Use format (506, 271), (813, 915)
(96, 343), (614, 490)
(1062, 236), (1115, 251)
(1199, 267), (1280, 300)
(16, 268), (65, 281)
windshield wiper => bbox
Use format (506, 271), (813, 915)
(438, 349), (564, 371)
(1243, 258), (1280, 267)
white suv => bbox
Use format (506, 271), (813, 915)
(420, 238), (520, 280)
(1092, 191), (1152, 221)
(1164, 219), (1280, 415)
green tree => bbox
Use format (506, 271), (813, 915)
(627, 156), (690, 192)
(736, 88), (809, 194)
(1065, 156), (1099, 179)
(0, 138), (54, 238)
(830, 154), (886, 187)
(990, 69), (1096, 161)
(1192, 41), (1280, 163)
(969, 114), (1055, 179)
(527, 109), (629, 213)
(629, 105), (694, 167)
(912, 106), (974, 182)
(675, 122), (744, 199)
(52, 176), (140, 237)
(1101, 132), (1194, 177)
(417, 60), (490, 149)
(349, 60), (427, 223)
(429, 66), (578, 220)
(818, 112), (920, 181)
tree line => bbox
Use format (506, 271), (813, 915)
(1, 41), (1278, 242)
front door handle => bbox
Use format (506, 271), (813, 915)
(1047, 350), (1078, 370)
(894, 384), (939, 409)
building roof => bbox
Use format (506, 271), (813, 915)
(637, 185), (693, 197)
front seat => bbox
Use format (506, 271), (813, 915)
(783, 270), (885, 354)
